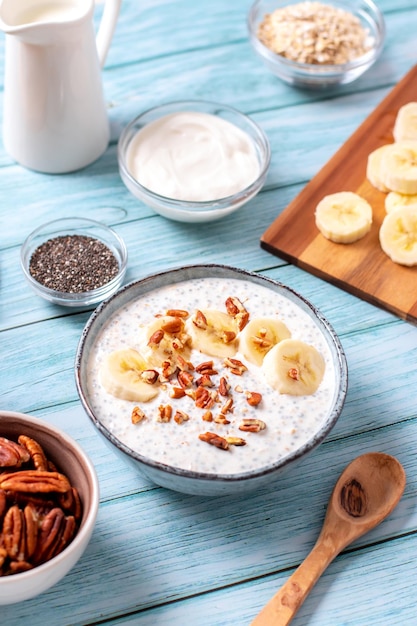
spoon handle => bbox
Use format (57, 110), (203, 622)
(250, 539), (339, 626)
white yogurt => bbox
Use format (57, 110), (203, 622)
(86, 277), (337, 475)
(126, 112), (261, 202)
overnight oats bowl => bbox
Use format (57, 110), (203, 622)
(117, 100), (271, 223)
(75, 265), (348, 496)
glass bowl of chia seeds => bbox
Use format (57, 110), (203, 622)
(248, 0), (385, 89)
(20, 217), (128, 307)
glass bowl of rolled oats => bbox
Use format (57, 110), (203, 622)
(248, 0), (385, 88)
(0, 410), (99, 603)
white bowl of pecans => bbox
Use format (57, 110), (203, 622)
(248, 0), (385, 88)
(75, 264), (347, 496)
(0, 411), (99, 604)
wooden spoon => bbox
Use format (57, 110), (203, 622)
(251, 452), (406, 626)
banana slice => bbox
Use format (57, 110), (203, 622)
(366, 145), (391, 192)
(315, 191), (373, 244)
(393, 102), (417, 142)
(140, 315), (191, 367)
(262, 338), (325, 396)
(239, 317), (291, 366)
(379, 140), (417, 195)
(385, 191), (417, 213)
(379, 205), (417, 266)
(100, 348), (160, 402)
(187, 309), (238, 358)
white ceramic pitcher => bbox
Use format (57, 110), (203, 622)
(0, 0), (121, 173)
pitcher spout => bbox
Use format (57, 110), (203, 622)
(0, 0), (91, 37)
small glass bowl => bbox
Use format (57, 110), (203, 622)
(20, 217), (128, 307)
(118, 100), (271, 223)
(248, 0), (386, 89)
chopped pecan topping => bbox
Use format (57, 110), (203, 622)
(220, 398), (234, 414)
(140, 369), (159, 385)
(195, 387), (216, 409)
(223, 357), (248, 376)
(193, 309), (208, 329)
(225, 296), (249, 330)
(174, 410), (190, 425)
(218, 376), (230, 397)
(239, 418), (267, 433)
(245, 391), (262, 407)
(214, 414), (230, 425)
(226, 436), (247, 447)
(195, 360), (218, 376)
(165, 309), (189, 318)
(160, 317), (184, 334)
(198, 432), (229, 450)
(148, 329), (164, 347)
(196, 373), (214, 388)
(202, 410), (213, 422)
(177, 354), (194, 372)
(131, 406), (146, 424)
(177, 370), (194, 389)
(157, 404), (172, 423)
(161, 360), (177, 381)
(169, 386), (186, 399)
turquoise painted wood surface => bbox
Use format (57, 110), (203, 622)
(1, 0), (416, 624)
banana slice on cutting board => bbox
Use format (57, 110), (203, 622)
(262, 339), (325, 396)
(379, 140), (417, 195)
(100, 348), (160, 402)
(187, 309), (238, 358)
(139, 315), (191, 367)
(379, 205), (417, 266)
(239, 317), (291, 366)
(315, 191), (373, 244)
(366, 145), (391, 192)
(393, 102), (417, 142)
(385, 191), (417, 213)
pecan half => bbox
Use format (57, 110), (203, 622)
(193, 310), (208, 330)
(165, 309), (189, 318)
(148, 329), (164, 347)
(18, 435), (48, 471)
(0, 470), (71, 494)
(218, 376), (230, 397)
(3, 505), (24, 560)
(195, 387), (216, 409)
(0, 437), (30, 468)
(226, 436), (247, 447)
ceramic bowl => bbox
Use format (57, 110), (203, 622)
(20, 217), (128, 307)
(0, 411), (99, 604)
(117, 100), (271, 223)
(248, 0), (385, 89)
(75, 264), (348, 497)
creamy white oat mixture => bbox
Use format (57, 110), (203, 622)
(86, 277), (337, 475)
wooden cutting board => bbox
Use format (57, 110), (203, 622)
(261, 64), (417, 325)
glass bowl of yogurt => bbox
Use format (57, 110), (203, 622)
(75, 264), (348, 496)
(117, 101), (271, 223)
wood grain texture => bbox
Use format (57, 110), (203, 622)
(261, 65), (417, 324)
(1, 0), (417, 624)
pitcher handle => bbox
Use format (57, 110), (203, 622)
(95, 0), (122, 67)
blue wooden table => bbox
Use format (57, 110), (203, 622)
(1, 1), (417, 624)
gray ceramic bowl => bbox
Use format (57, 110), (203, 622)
(75, 264), (347, 496)
(0, 411), (99, 604)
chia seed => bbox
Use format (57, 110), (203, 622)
(29, 234), (120, 293)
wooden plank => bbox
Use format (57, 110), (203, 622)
(261, 65), (417, 324)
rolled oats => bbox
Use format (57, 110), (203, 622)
(258, 1), (373, 65)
